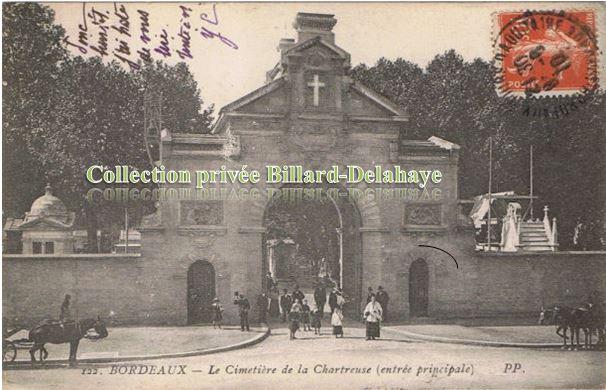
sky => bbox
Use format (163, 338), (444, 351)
(50, 2), (606, 113)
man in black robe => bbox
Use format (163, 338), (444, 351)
(313, 283), (327, 318)
(376, 286), (390, 322)
(256, 293), (269, 323)
(233, 292), (251, 331)
(279, 289), (292, 323)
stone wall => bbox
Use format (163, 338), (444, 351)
(3, 254), (145, 326)
(4, 246), (605, 326)
(376, 228), (606, 320)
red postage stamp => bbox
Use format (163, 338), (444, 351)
(493, 10), (599, 97)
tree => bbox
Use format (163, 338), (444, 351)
(25, 57), (148, 250)
(136, 61), (214, 134)
(3, 4), (215, 251)
(350, 57), (424, 136)
(2, 3), (66, 217)
(24, 57), (215, 250)
(351, 51), (605, 248)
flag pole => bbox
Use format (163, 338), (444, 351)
(124, 207), (129, 254)
(530, 145), (534, 221)
(487, 137), (493, 251)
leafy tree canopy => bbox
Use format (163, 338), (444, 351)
(3, 4), (214, 251)
(351, 52), (605, 248)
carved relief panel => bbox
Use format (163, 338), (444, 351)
(404, 204), (442, 226)
(180, 201), (224, 226)
(289, 121), (339, 152)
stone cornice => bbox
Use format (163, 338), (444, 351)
(238, 226), (267, 234)
(349, 116), (408, 122)
(225, 113), (286, 119)
(177, 225), (228, 235)
(3, 253), (141, 260)
(400, 225), (449, 233)
(359, 227), (392, 233)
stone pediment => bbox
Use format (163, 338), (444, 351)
(210, 12), (407, 135)
(347, 81), (406, 118)
(282, 37), (350, 66)
(220, 77), (287, 115)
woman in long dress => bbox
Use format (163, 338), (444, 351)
(331, 304), (344, 338)
(268, 287), (280, 318)
(363, 294), (383, 340)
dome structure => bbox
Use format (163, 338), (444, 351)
(30, 184), (68, 216)
(7, 184), (76, 255)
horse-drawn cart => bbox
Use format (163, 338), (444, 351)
(3, 326), (33, 362)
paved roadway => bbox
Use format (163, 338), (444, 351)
(3, 326), (605, 389)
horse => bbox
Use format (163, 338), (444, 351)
(539, 306), (575, 348)
(28, 316), (108, 367)
(579, 304), (605, 349)
(540, 305), (605, 350)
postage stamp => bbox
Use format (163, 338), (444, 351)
(493, 10), (599, 98)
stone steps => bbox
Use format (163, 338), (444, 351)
(517, 222), (553, 252)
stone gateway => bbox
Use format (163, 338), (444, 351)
(3, 12), (604, 326)
(138, 12), (462, 322)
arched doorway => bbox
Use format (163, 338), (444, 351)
(187, 260), (216, 324)
(409, 259), (429, 317)
(262, 185), (362, 314)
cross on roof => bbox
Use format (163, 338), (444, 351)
(307, 74), (325, 106)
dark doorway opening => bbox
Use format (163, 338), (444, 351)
(262, 184), (362, 314)
(409, 259), (429, 317)
(187, 260), (216, 324)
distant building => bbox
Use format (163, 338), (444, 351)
(113, 229), (141, 253)
(3, 185), (75, 254)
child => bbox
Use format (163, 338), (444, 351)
(331, 304), (344, 338)
(211, 298), (224, 329)
(311, 308), (322, 335)
(288, 299), (303, 340)
(301, 299), (311, 331)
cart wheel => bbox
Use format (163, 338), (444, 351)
(3, 342), (17, 362)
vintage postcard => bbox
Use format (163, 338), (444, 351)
(2, 2), (606, 389)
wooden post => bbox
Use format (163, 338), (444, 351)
(552, 217), (558, 250)
(530, 145), (534, 221)
(124, 208), (129, 254)
(487, 137), (493, 251)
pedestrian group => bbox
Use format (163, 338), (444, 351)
(207, 272), (390, 341)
